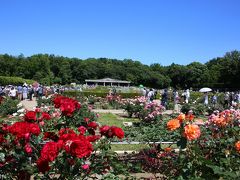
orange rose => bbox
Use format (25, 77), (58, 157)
(167, 119), (180, 131)
(184, 124), (201, 140)
(186, 114), (194, 121)
(177, 113), (185, 122)
(214, 117), (227, 127)
(164, 147), (172, 152)
(235, 141), (240, 153)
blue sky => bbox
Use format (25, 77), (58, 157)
(0, 0), (240, 66)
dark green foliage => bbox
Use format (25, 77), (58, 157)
(181, 103), (206, 116)
(0, 97), (20, 116)
(0, 50), (240, 88)
(63, 91), (141, 98)
(0, 76), (34, 86)
(36, 98), (53, 107)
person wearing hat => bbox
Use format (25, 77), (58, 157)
(17, 84), (23, 100)
(22, 85), (28, 100)
(224, 92), (230, 108)
(139, 85), (146, 97)
(9, 87), (17, 100)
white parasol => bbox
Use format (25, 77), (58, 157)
(199, 87), (212, 93)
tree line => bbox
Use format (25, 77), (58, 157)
(0, 50), (239, 89)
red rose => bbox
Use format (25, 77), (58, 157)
(100, 125), (111, 136)
(59, 129), (78, 142)
(86, 135), (101, 142)
(64, 136), (93, 158)
(78, 126), (87, 135)
(82, 164), (90, 170)
(88, 122), (98, 129)
(0, 134), (6, 144)
(59, 128), (76, 136)
(35, 108), (41, 113)
(111, 126), (124, 139)
(39, 112), (51, 121)
(84, 117), (90, 123)
(8, 122), (40, 139)
(29, 123), (41, 136)
(67, 158), (75, 165)
(57, 140), (64, 149)
(24, 143), (32, 154)
(37, 158), (50, 173)
(73, 99), (81, 109)
(24, 111), (37, 121)
(53, 95), (66, 108)
(39, 121), (45, 126)
(40, 142), (59, 162)
(43, 132), (59, 141)
(24, 133), (30, 141)
(60, 101), (76, 117)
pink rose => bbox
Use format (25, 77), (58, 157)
(82, 164), (89, 170)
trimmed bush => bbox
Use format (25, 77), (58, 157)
(0, 97), (20, 116)
(63, 91), (141, 98)
(0, 76), (34, 86)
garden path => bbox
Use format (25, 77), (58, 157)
(21, 97), (37, 110)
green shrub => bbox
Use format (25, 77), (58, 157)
(181, 103), (206, 116)
(190, 91), (204, 102)
(216, 92), (225, 105)
(0, 76), (34, 85)
(0, 97), (20, 116)
(37, 97), (53, 107)
(63, 91), (140, 98)
(180, 103), (191, 114)
(166, 102), (174, 110)
(193, 104), (207, 116)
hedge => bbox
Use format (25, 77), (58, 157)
(63, 91), (141, 98)
(0, 76), (35, 86)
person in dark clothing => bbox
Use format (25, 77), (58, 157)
(161, 89), (168, 107)
(29, 86), (34, 101)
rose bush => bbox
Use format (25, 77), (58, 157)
(121, 96), (146, 117)
(0, 95), (127, 179)
(164, 110), (240, 179)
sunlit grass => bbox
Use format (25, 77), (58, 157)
(97, 112), (139, 128)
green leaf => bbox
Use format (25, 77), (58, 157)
(0, 152), (5, 162)
(177, 137), (187, 149)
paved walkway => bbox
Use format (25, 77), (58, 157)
(21, 97), (38, 110)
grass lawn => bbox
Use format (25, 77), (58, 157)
(111, 144), (149, 151)
(97, 112), (140, 128)
(110, 143), (176, 152)
(97, 112), (178, 151)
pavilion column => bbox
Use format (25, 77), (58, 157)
(104, 82), (105, 86)
(111, 82), (112, 86)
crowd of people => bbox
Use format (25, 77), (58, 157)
(0, 83), (85, 101)
(0, 84), (46, 100)
(139, 86), (240, 112)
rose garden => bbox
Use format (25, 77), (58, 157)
(0, 88), (239, 180)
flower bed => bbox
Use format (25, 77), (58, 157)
(1, 94), (240, 179)
(0, 95), (128, 179)
(125, 110), (240, 179)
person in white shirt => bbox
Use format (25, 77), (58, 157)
(185, 89), (190, 103)
(147, 89), (154, 103)
(9, 87), (17, 100)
